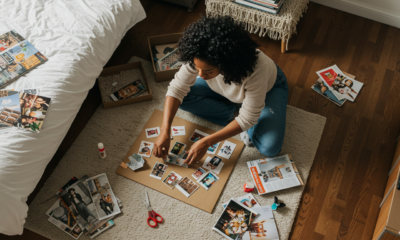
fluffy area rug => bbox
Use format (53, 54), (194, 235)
(24, 57), (326, 240)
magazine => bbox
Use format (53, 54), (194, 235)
(212, 199), (258, 240)
(242, 206), (279, 240)
(311, 78), (346, 106)
(109, 79), (146, 101)
(46, 199), (78, 230)
(222, 193), (260, 209)
(0, 30), (48, 88)
(157, 48), (183, 71)
(151, 43), (178, 71)
(247, 154), (303, 195)
(88, 219), (115, 239)
(47, 218), (84, 240)
(18, 92), (51, 132)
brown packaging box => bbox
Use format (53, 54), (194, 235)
(98, 61), (152, 109)
(148, 33), (182, 82)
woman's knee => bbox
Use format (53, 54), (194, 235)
(252, 133), (283, 157)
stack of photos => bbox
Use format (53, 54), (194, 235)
(191, 167), (206, 180)
(163, 153), (188, 168)
(85, 173), (122, 220)
(162, 171), (182, 189)
(145, 127), (160, 138)
(109, 79), (146, 101)
(120, 153), (145, 171)
(207, 142), (221, 154)
(203, 156), (224, 174)
(138, 141), (154, 158)
(88, 220), (115, 239)
(242, 206), (279, 240)
(170, 141), (186, 156)
(197, 171), (219, 191)
(18, 92), (51, 132)
(218, 140), (237, 159)
(176, 177), (200, 198)
(212, 200), (258, 240)
(150, 162), (168, 180)
(222, 193), (260, 209)
(0, 30), (48, 88)
(189, 129), (209, 142)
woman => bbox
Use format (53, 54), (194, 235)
(68, 188), (96, 226)
(154, 16), (288, 164)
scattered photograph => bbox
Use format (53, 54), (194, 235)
(170, 141), (186, 156)
(163, 154), (188, 168)
(203, 156), (224, 174)
(222, 193), (260, 209)
(46, 199), (78, 229)
(171, 126), (185, 136)
(150, 162), (168, 180)
(191, 167), (207, 180)
(242, 206), (279, 240)
(138, 141), (154, 158)
(176, 177), (200, 198)
(189, 129), (209, 142)
(212, 200), (258, 240)
(88, 219), (115, 239)
(207, 142), (221, 154)
(120, 153), (145, 171)
(218, 140), (237, 159)
(145, 127), (160, 138)
(198, 172), (219, 191)
(162, 171), (182, 189)
(109, 79), (146, 101)
(18, 93), (51, 132)
(85, 173), (122, 220)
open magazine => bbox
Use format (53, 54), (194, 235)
(242, 206), (280, 240)
(247, 154), (304, 195)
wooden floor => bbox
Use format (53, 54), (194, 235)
(2, 1), (400, 239)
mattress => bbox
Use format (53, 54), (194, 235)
(0, 0), (145, 235)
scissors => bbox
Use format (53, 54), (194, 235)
(139, 189), (163, 227)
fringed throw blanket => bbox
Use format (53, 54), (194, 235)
(206, 0), (309, 50)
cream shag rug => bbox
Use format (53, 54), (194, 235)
(25, 57), (326, 240)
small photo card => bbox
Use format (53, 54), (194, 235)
(162, 171), (182, 189)
(189, 129), (209, 142)
(207, 142), (221, 155)
(176, 177), (199, 198)
(191, 167), (207, 180)
(203, 156), (224, 174)
(170, 141), (186, 156)
(145, 127), (160, 138)
(217, 140), (237, 159)
(150, 162), (168, 180)
(171, 126), (185, 136)
(163, 154), (188, 168)
(138, 141), (154, 158)
(198, 172), (219, 191)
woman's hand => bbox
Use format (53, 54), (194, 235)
(184, 139), (209, 165)
(153, 132), (170, 160)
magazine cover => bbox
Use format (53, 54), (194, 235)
(316, 65), (363, 102)
(85, 173), (121, 220)
(311, 78), (346, 106)
(46, 199), (78, 230)
(247, 154), (302, 195)
(242, 206), (279, 240)
(212, 199), (258, 240)
(0, 30), (48, 88)
(18, 92), (51, 132)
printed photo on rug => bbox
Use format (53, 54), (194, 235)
(191, 167), (207, 180)
(189, 129), (209, 142)
(212, 199), (258, 240)
(170, 141), (186, 156)
(86, 173), (122, 221)
(47, 216), (84, 240)
(88, 219), (115, 239)
(120, 153), (145, 171)
(207, 142), (221, 154)
(109, 79), (146, 101)
(203, 156), (224, 174)
(222, 193), (260, 209)
(218, 140), (237, 159)
(176, 177), (199, 198)
(162, 171), (182, 189)
(150, 162), (168, 180)
(171, 126), (185, 136)
(198, 171), (219, 191)
(145, 127), (160, 138)
(242, 206), (279, 240)
(138, 141), (154, 158)
(163, 154), (188, 168)
(18, 93), (51, 133)
(46, 199), (78, 230)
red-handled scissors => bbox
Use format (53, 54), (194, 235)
(140, 189), (163, 227)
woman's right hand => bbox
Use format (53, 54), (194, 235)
(153, 131), (171, 160)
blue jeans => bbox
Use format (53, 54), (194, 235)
(179, 65), (288, 156)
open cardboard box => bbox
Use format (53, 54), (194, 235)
(148, 33), (182, 82)
(98, 62), (152, 109)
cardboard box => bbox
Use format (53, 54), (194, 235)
(98, 62), (152, 109)
(148, 33), (182, 82)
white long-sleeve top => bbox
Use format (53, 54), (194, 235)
(166, 51), (277, 131)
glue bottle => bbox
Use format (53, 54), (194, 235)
(98, 142), (106, 159)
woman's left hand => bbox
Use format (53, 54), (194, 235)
(184, 139), (209, 165)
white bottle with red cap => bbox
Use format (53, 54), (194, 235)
(98, 142), (106, 159)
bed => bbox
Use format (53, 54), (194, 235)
(0, 0), (145, 235)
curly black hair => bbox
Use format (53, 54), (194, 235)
(178, 16), (259, 85)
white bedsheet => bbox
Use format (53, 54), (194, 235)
(0, 0), (145, 235)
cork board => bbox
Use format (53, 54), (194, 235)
(116, 109), (245, 213)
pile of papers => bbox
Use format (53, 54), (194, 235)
(151, 43), (183, 71)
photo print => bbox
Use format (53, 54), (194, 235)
(0, 93), (21, 127)
(163, 154), (188, 168)
(191, 167), (206, 180)
(222, 193), (260, 209)
(198, 171), (220, 191)
(242, 206), (279, 240)
(138, 141), (154, 158)
(218, 140), (237, 159)
(170, 141), (186, 156)
(46, 199), (78, 230)
(150, 162), (168, 180)
(189, 129), (209, 142)
(207, 142), (221, 154)
(171, 126), (185, 136)
(85, 173), (121, 220)
(18, 93), (51, 132)
(176, 177), (199, 198)
(212, 200), (258, 240)
(203, 156), (224, 174)
(109, 79), (146, 101)
(120, 153), (144, 171)
(145, 127), (160, 138)
(162, 171), (182, 189)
